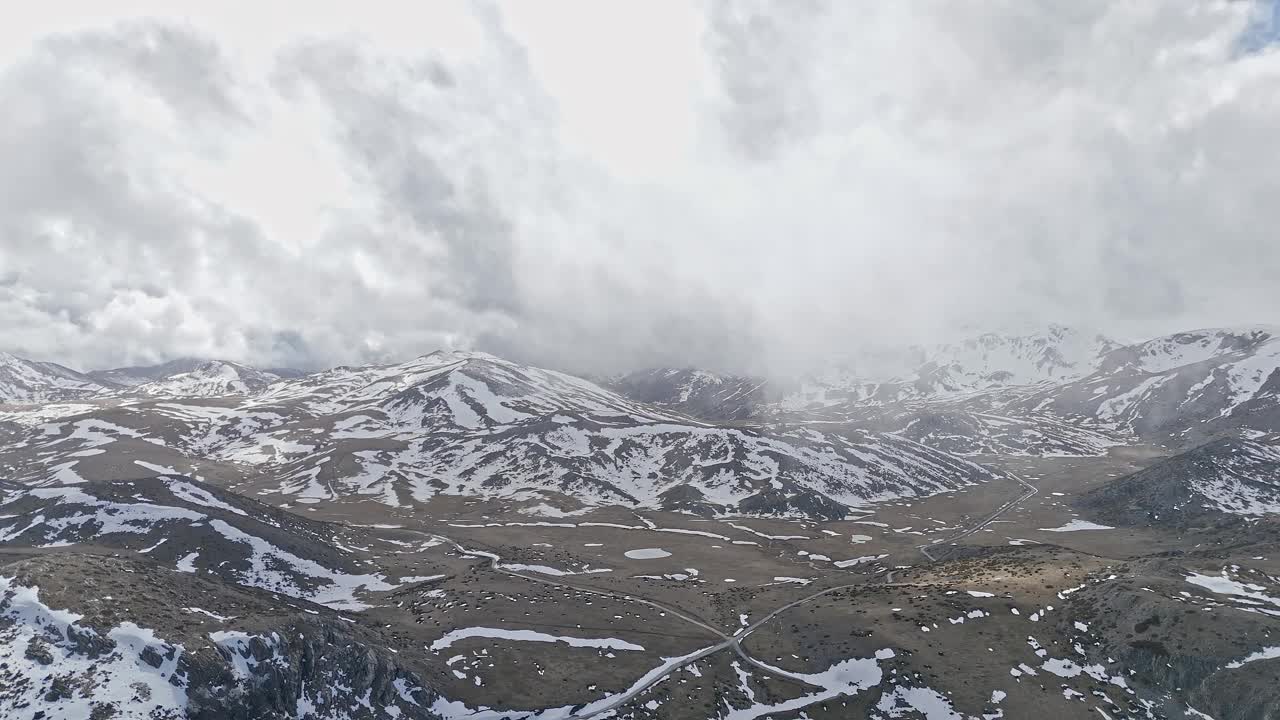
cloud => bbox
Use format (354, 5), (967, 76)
(1, 1), (1279, 376)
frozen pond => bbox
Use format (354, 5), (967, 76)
(624, 548), (671, 560)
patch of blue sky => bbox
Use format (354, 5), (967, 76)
(1237, 0), (1280, 55)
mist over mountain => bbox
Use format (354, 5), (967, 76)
(3, 3), (1280, 377)
(3, 323), (1280, 718)
(4, 3), (1280, 719)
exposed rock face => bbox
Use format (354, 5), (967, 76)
(186, 617), (436, 720)
(0, 554), (443, 720)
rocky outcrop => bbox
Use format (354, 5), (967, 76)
(0, 554), (443, 720)
(1076, 438), (1280, 528)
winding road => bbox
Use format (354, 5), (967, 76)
(917, 470), (1038, 562)
(391, 469), (1039, 717)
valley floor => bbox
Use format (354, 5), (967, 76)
(3, 444), (1277, 720)
(213, 448), (1272, 719)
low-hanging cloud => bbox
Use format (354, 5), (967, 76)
(1, 1), (1279, 376)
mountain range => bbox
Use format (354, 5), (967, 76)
(0, 350), (998, 520)
(5, 326), (1279, 485)
(3, 325), (1279, 719)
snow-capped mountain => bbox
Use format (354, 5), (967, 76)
(88, 357), (288, 397)
(5, 324), (1278, 512)
(608, 368), (769, 421)
(132, 359), (285, 397)
(780, 326), (1118, 413)
(89, 357), (213, 387)
(0, 352), (114, 404)
(888, 409), (1123, 457)
(249, 350), (691, 423)
(238, 413), (994, 519)
(0, 350), (999, 519)
(1077, 437), (1280, 526)
(1020, 326), (1280, 443)
(3, 331), (1279, 719)
(608, 326), (1278, 453)
(3, 353), (293, 403)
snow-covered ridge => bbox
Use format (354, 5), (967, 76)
(781, 325), (1118, 410)
(1, 349), (999, 519)
(924, 325), (1118, 385)
(0, 352), (113, 404)
(1118, 326), (1278, 374)
(1180, 439), (1280, 516)
(1078, 437), (1280, 525)
(0, 559), (443, 719)
(4, 324), (1279, 515)
(0, 476), (395, 609)
(0, 575), (190, 717)
(757, 326), (1280, 445)
(250, 350), (692, 425)
(133, 360), (283, 397)
(608, 367), (767, 421)
(1025, 327), (1280, 439)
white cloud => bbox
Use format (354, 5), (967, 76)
(1, 1), (1279, 375)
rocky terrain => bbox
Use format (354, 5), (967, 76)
(1077, 438), (1280, 529)
(630, 326), (1280, 454)
(0, 351), (1000, 520)
(0, 554), (441, 719)
(1016, 328), (1280, 446)
(89, 359), (294, 396)
(0, 352), (105, 404)
(1, 324), (1279, 719)
(608, 368), (770, 422)
(0, 475), (401, 609)
(776, 325), (1120, 412)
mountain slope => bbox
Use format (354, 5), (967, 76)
(0, 352), (114, 404)
(1021, 327), (1280, 443)
(769, 326), (1280, 455)
(132, 360), (284, 397)
(780, 326), (1117, 413)
(1076, 437), (1280, 527)
(889, 409), (1124, 457)
(91, 357), (289, 397)
(0, 553), (443, 719)
(90, 357), (214, 387)
(240, 418), (997, 519)
(229, 352), (1001, 518)
(248, 350), (690, 423)
(609, 368), (769, 421)
(0, 351), (1001, 520)
(0, 475), (400, 609)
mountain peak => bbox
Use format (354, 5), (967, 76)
(132, 359), (282, 397)
(0, 351), (108, 404)
(416, 349), (507, 365)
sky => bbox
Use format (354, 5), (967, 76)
(1, 1), (1279, 376)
